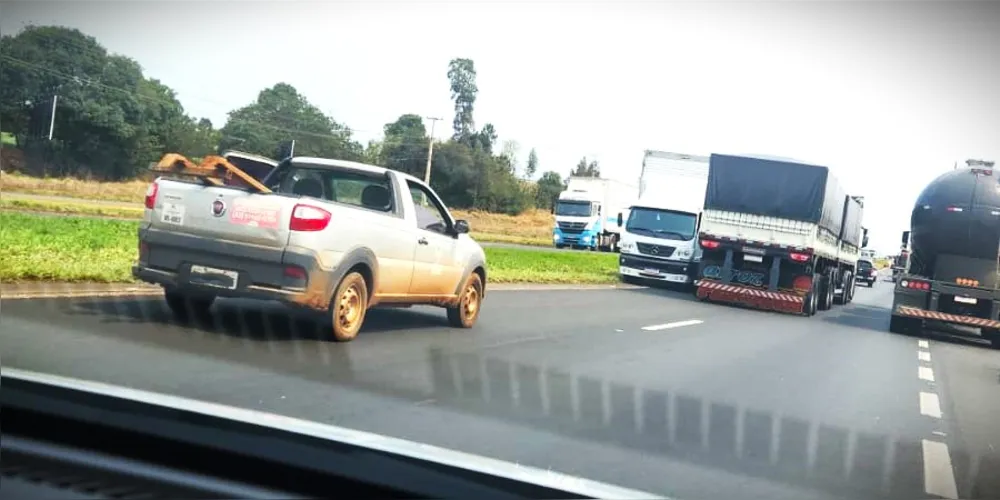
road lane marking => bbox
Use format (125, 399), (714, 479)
(918, 340), (929, 348)
(920, 392), (943, 418)
(918, 366), (936, 382)
(918, 351), (931, 362)
(641, 319), (703, 331)
(922, 439), (958, 499)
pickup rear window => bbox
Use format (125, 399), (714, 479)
(267, 166), (394, 213)
(858, 260), (873, 270)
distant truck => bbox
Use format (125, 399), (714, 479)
(553, 176), (638, 251)
(618, 151), (709, 285)
(890, 159), (1000, 347)
(695, 154), (868, 316)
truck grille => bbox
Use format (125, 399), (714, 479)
(637, 242), (675, 257)
(557, 221), (587, 233)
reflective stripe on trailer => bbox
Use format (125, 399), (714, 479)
(694, 280), (804, 303)
(896, 306), (1000, 329)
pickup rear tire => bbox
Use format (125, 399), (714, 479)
(447, 273), (483, 328)
(330, 271), (368, 342)
(164, 289), (214, 322)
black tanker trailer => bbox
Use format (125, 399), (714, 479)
(890, 159), (1000, 347)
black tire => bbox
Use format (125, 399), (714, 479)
(818, 271), (834, 311)
(889, 315), (921, 335)
(555, 244), (566, 249)
(330, 271), (369, 342)
(803, 274), (819, 316)
(447, 273), (484, 328)
(164, 289), (214, 321)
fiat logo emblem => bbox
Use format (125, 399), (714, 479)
(212, 199), (226, 217)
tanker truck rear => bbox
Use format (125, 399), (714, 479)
(890, 159), (1000, 347)
(695, 154), (868, 316)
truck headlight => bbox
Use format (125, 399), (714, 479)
(676, 248), (692, 258)
(620, 241), (636, 253)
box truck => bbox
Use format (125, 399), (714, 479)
(618, 151), (710, 285)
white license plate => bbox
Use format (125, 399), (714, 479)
(160, 202), (185, 225)
(189, 265), (239, 290)
(954, 296), (977, 305)
(642, 268), (663, 276)
(744, 254), (764, 263)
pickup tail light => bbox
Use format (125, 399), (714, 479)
(144, 181), (159, 209)
(789, 252), (811, 263)
(700, 239), (720, 249)
(900, 279), (931, 291)
(290, 204), (332, 232)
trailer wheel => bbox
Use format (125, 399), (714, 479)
(818, 270), (834, 311)
(982, 328), (1000, 350)
(803, 274), (819, 316)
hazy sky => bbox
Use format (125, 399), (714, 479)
(3, 0), (998, 254)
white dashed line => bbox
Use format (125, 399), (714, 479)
(921, 439), (959, 499)
(918, 366), (936, 382)
(641, 319), (704, 331)
(918, 340), (929, 348)
(918, 351), (931, 362)
(920, 392), (943, 418)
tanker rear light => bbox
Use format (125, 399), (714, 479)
(946, 206), (964, 212)
(900, 279), (930, 291)
(789, 252), (811, 263)
(956, 277), (980, 287)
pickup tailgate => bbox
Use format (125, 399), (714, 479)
(141, 180), (300, 290)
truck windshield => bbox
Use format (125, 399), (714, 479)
(555, 201), (592, 217)
(626, 207), (697, 241)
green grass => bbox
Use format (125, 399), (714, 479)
(1, 212), (138, 282)
(0, 212), (618, 284)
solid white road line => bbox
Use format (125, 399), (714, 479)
(918, 340), (929, 348)
(920, 392), (943, 418)
(918, 366), (936, 382)
(641, 319), (704, 331)
(919, 351), (931, 362)
(921, 439), (959, 499)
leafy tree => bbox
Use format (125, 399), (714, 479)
(380, 113), (428, 178)
(447, 58), (477, 142)
(570, 157), (600, 177)
(535, 171), (564, 210)
(524, 148), (538, 179)
(219, 83), (362, 161)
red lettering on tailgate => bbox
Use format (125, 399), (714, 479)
(230, 199), (282, 228)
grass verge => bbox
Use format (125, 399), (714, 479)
(0, 212), (616, 284)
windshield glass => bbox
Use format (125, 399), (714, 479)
(554, 200), (592, 217)
(625, 207), (697, 240)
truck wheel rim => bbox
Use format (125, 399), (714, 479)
(338, 284), (363, 330)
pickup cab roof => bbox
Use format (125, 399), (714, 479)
(284, 156), (424, 183)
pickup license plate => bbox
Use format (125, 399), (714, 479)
(744, 254), (764, 263)
(954, 296), (977, 305)
(189, 265), (239, 290)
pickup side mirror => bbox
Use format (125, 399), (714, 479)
(617, 213), (623, 227)
(454, 219), (470, 235)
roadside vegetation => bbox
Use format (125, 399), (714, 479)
(0, 212), (616, 284)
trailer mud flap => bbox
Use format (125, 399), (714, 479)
(895, 305), (1000, 329)
(695, 280), (804, 314)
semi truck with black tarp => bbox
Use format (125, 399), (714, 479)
(890, 159), (1000, 347)
(695, 154), (868, 316)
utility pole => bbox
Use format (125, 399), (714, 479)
(47, 95), (58, 140)
(423, 116), (442, 184)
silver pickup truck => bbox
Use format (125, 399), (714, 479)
(133, 156), (488, 341)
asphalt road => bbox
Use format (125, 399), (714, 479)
(3, 274), (998, 500)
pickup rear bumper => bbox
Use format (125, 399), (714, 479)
(133, 227), (341, 311)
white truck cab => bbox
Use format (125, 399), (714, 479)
(618, 151), (710, 285)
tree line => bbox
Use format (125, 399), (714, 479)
(0, 25), (605, 214)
